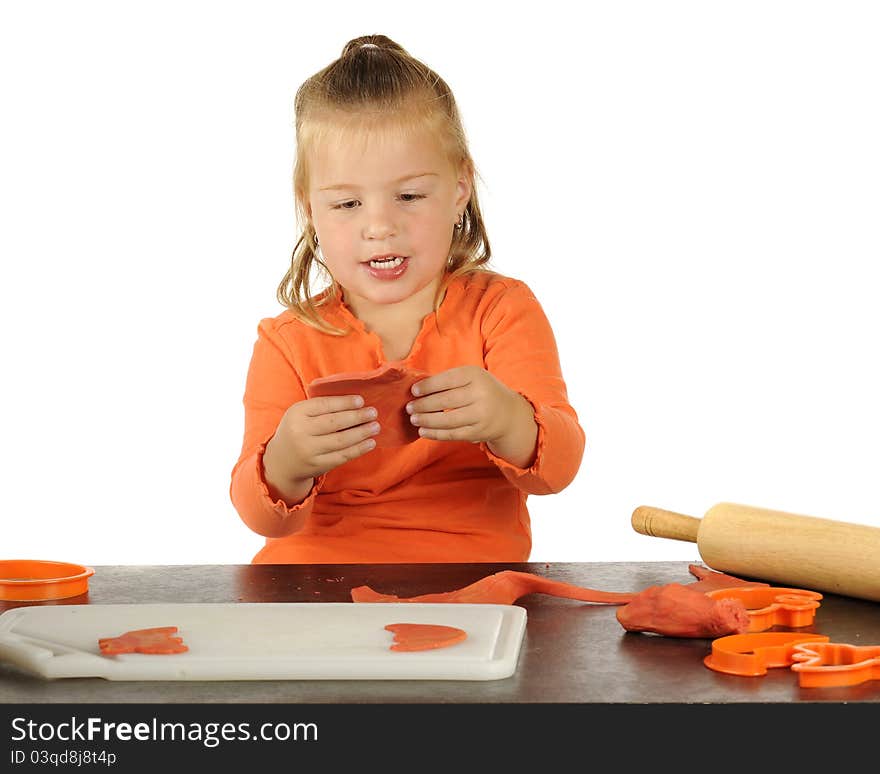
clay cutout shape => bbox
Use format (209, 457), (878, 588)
(98, 626), (188, 655)
(307, 363), (428, 448)
(385, 623), (467, 652)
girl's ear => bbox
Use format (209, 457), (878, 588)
(454, 160), (473, 211)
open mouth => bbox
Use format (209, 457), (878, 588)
(368, 255), (407, 268)
(364, 254), (410, 281)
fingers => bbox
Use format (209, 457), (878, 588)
(290, 395), (381, 468)
(406, 368), (508, 444)
(414, 422), (480, 443)
(294, 417), (379, 476)
(298, 394), (378, 438)
(409, 405), (472, 430)
(304, 394), (365, 416)
(410, 366), (473, 398)
(313, 434), (380, 469)
(408, 404), (482, 443)
(407, 388), (472, 441)
(311, 405), (378, 435)
(406, 385), (470, 416)
(313, 419), (380, 456)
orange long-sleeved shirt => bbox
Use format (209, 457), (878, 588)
(230, 270), (585, 564)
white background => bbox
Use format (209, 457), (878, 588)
(1, 1), (878, 567)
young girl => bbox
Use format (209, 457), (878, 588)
(230, 34), (585, 564)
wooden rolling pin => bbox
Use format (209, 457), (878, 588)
(632, 502), (880, 603)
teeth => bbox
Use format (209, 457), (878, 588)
(369, 256), (405, 268)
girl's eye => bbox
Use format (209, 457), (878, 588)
(334, 200), (359, 210)
(399, 193), (426, 203)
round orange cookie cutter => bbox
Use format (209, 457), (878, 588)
(705, 586), (823, 632)
(0, 559), (95, 601)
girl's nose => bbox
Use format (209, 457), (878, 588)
(362, 205), (397, 240)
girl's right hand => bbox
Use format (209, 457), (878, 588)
(262, 395), (379, 505)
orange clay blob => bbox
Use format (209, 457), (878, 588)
(385, 623), (467, 652)
(307, 363), (428, 447)
(98, 626), (188, 655)
(616, 583), (751, 638)
(616, 565), (760, 638)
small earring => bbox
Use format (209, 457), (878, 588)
(313, 232), (320, 247)
(454, 214), (464, 230)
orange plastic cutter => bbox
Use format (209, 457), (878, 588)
(0, 559), (94, 601)
(704, 632), (830, 676)
(705, 586), (823, 632)
(791, 642), (880, 688)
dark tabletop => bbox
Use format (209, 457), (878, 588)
(2, 561), (879, 704)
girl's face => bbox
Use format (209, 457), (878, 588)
(306, 123), (471, 318)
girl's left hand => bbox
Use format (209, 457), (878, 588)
(407, 366), (538, 467)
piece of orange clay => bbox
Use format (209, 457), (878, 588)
(307, 363), (428, 447)
(684, 564), (768, 593)
(351, 566), (760, 606)
(616, 583), (751, 638)
(351, 570), (636, 605)
(384, 623), (467, 652)
(98, 626), (188, 655)
(354, 567), (766, 640)
(353, 566), (760, 605)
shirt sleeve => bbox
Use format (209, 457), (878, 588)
(229, 318), (323, 537)
(477, 280), (585, 494)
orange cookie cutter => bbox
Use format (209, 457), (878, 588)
(705, 586), (823, 632)
(791, 642), (880, 688)
(0, 559), (95, 601)
(704, 632), (830, 676)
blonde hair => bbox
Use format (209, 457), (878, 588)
(277, 34), (492, 334)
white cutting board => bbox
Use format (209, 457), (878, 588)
(0, 602), (526, 681)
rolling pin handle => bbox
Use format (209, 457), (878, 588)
(631, 505), (701, 544)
